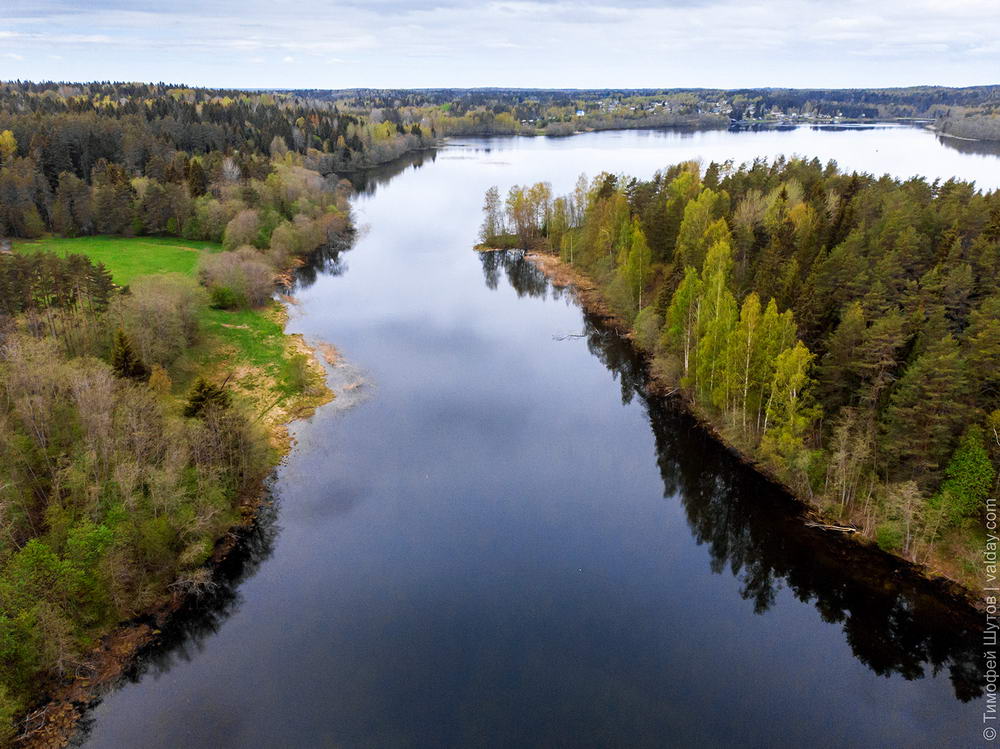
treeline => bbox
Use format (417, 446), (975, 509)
(481, 158), (1000, 577)
(301, 85), (1000, 115)
(936, 110), (1000, 142)
(0, 80), (431, 206)
(0, 121), (352, 258)
(301, 85), (1000, 129)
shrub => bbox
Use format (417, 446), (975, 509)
(875, 522), (903, 552)
(281, 353), (311, 394)
(199, 248), (275, 309)
(222, 209), (260, 250)
(209, 285), (244, 310)
(112, 274), (206, 367)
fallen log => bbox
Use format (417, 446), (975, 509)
(804, 522), (858, 533)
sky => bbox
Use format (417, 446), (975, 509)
(1, 0), (998, 89)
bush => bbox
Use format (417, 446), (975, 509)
(222, 209), (260, 250)
(199, 248), (275, 309)
(875, 522), (903, 552)
(633, 306), (663, 352)
(281, 353), (311, 394)
(112, 274), (206, 368)
(209, 285), (244, 310)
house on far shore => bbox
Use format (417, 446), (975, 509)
(0, 238), (11, 255)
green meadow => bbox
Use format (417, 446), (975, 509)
(14, 235), (318, 406)
(14, 235), (219, 285)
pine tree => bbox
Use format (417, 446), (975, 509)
(110, 328), (149, 381)
(964, 294), (1000, 411)
(852, 308), (907, 408)
(818, 301), (865, 412)
(881, 333), (969, 481)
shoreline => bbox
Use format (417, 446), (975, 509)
(15, 296), (337, 749)
(519, 248), (983, 616)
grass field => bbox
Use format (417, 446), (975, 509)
(14, 235), (221, 285)
(14, 235), (327, 421)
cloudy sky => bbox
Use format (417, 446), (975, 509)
(2, 0), (997, 89)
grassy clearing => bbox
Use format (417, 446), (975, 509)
(14, 235), (220, 285)
(14, 235), (330, 435)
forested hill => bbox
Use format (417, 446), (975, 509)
(301, 85), (1000, 122)
(481, 159), (1000, 585)
(300, 84), (1000, 111)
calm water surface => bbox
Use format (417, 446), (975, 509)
(80, 126), (994, 748)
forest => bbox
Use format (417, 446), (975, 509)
(0, 84), (357, 742)
(480, 158), (1000, 584)
(936, 110), (1000, 142)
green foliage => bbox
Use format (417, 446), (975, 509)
(881, 334), (970, 480)
(281, 353), (312, 395)
(183, 377), (231, 418)
(936, 426), (996, 523)
(632, 306), (663, 352)
(876, 522), (904, 552)
(210, 284), (245, 310)
(110, 328), (150, 381)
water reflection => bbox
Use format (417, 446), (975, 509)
(481, 249), (983, 703)
(937, 134), (1000, 159)
(478, 250), (560, 299)
(71, 493), (281, 745)
(346, 149), (437, 197)
(291, 238), (350, 291)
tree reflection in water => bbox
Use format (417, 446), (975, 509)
(481, 248), (984, 703)
(478, 249), (563, 300)
(72, 493), (281, 744)
(293, 150), (439, 293)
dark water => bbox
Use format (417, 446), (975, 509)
(79, 127), (995, 748)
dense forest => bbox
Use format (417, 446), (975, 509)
(480, 158), (1000, 583)
(0, 84), (359, 743)
(0, 81), (430, 216)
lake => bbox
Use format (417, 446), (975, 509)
(79, 125), (992, 748)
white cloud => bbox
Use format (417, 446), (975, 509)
(0, 0), (996, 87)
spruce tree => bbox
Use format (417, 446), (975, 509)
(110, 328), (149, 381)
(183, 378), (231, 418)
